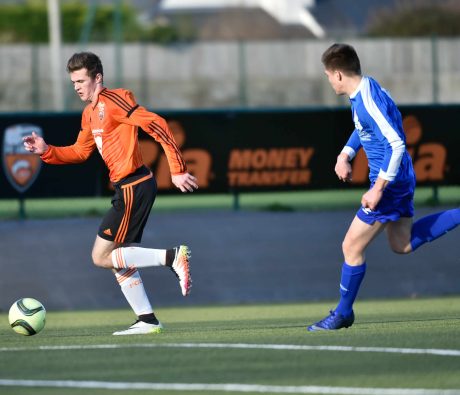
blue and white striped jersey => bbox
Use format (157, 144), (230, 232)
(341, 76), (414, 185)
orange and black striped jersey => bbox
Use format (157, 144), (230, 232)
(40, 88), (187, 182)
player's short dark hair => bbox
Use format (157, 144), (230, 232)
(66, 52), (103, 80)
(321, 43), (361, 76)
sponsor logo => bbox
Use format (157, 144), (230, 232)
(139, 120), (314, 190)
(103, 228), (112, 236)
(354, 111), (371, 141)
(361, 207), (372, 214)
(92, 129), (104, 155)
(227, 147), (314, 187)
(2, 124), (43, 193)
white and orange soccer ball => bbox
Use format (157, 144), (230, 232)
(8, 298), (46, 336)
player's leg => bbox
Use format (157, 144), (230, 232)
(92, 228), (171, 270)
(386, 217), (413, 253)
(111, 244), (192, 296)
(96, 226), (190, 289)
(342, 215), (386, 265)
(410, 208), (460, 252)
(92, 235), (162, 335)
(95, 168), (165, 334)
(112, 264), (163, 336)
(97, 168), (191, 295)
(308, 215), (386, 332)
(337, 215), (386, 312)
(107, 171), (192, 296)
(386, 208), (460, 254)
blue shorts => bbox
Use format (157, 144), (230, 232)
(356, 179), (415, 225)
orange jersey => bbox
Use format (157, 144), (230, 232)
(41, 88), (187, 182)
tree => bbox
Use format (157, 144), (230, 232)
(367, 1), (460, 36)
(0, 1), (182, 44)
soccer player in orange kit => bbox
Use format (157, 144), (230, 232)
(23, 52), (198, 335)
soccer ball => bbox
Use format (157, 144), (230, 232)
(8, 298), (46, 336)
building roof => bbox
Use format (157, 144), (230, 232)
(158, 0), (324, 39)
(158, 6), (317, 40)
(311, 0), (397, 36)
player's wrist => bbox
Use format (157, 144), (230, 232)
(373, 178), (388, 192)
(39, 144), (50, 157)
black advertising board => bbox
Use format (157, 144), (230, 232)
(1, 105), (459, 199)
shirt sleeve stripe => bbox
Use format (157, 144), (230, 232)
(127, 104), (139, 118)
(360, 78), (405, 180)
(100, 90), (132, 113)
(148, 123), (187, 172)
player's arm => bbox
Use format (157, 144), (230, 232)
(335, 129), (361, 182)
(376, 129), (405, 183)
(128, 106), (187, 174)
(361, 100), (405, 209)
(116, 94), (197, 192)
(361, 130), (404, 210)
(23, 114), (95, 164)
(40, 128), (96, 164)
(138, 108), (197, 192)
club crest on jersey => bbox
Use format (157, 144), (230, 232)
(2, 124), (43, 193)
(98, 102), (105, 120)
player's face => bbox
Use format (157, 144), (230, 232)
(324, 69), (345, 95)
(70, 68), (101, 102)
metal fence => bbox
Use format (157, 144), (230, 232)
(1, 37), (460, 112)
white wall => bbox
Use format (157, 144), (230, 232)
(1, 38), (460, 112)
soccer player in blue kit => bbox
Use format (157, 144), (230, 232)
(307, 43), (460, 331)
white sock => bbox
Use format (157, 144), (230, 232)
(115, 267), (153, 316)
(112, 247), (166, 269)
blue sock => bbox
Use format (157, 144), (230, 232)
(411, 208), (460, 251)
(335, 262), (366, 318)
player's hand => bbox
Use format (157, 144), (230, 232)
(361, 177), (388, 210)
(23, 132), (48, 155)
(361, 186), (382, 211)
(172, 172), (198, 193)
(335, 153), (352, 182)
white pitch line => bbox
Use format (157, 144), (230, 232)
(0, 380), (459, 395)
(0, 342), (459, 357)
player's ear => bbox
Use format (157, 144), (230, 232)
(95, 73), (103, 84)
(336, 70), (345, 82)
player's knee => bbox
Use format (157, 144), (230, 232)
(386, 224), (413, 254)
(388, 236), (412, 254)
(91, 251), (111, 268)
(342, 238), (366, 264)
(342, 238), (355, 257)
(390, 242), (411, 254)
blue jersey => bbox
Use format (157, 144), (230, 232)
(341, 76), (415, 189)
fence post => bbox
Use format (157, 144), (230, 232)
(232, 189), (240, 211)
(431, 35), (439, 104)
(18, 197), (26, 220)
(31, 45), (40, 111)
(238, 40), (248, 107)
(431, 185), (439, 205)
(114, 0), (123, 87)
